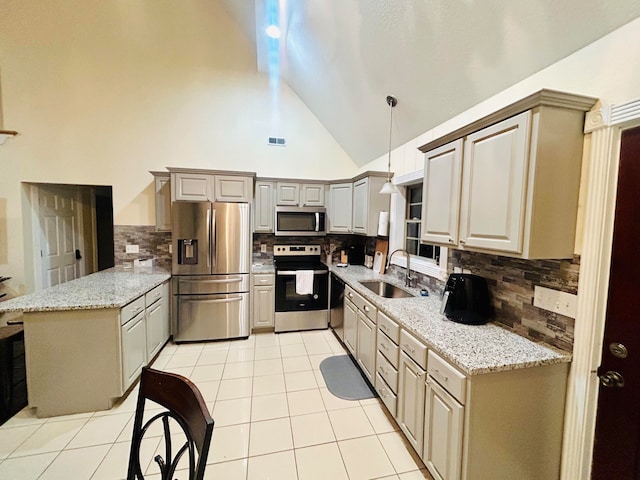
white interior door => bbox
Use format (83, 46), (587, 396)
(38, 185), (82, 288)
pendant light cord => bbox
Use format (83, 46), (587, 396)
(386, 95), (397, 183)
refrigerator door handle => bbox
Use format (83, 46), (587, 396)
(179, 277), (244, 284)
(206, 208), (211, 269)
(211, 208), (217, 271)
(182, 296), (243, 304)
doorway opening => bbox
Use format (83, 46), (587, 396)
(21, 183), (115, 293)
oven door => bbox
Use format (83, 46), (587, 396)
(275, 269), (329, 312)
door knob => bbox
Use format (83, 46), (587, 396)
(599, 371), (625, 388)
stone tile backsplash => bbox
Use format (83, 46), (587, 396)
(113, 226), (172, 268)
(448, 250), (579, 352)
(112, 226), (578, 351)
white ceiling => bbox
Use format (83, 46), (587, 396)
(221, 0), (640, 166)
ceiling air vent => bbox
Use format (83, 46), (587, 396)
(267, 137), (286, 147)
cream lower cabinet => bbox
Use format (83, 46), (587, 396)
(343, 298), (358, 356)
(423, 351), (466, 480)
(145, 282), (170, 360)
(121, 309), (147, 390)
(251, 273), (275, 329)
(397, 330), (428, 453)
(375, 311), (400, 416)
(356, 311), (376, 383)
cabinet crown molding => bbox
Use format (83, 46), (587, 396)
(418, 89), (598, 153)
(166, 166), (256, 177)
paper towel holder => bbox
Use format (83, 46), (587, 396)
(377, 210), (390, 237)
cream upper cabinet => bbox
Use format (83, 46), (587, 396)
(419, 90), (595, 259)
(276, 182), (325, 206)
(254, 181), (275, 233)
(421, 140), (463, 246)
(352, 176), (389, 236)
(328, 183), (353, 233)
(151, 172), (171, 231)
(459, 112), (530, 253)
(214, 175), (252, 202)
(276, 182), (300, 205)
(301, 183), (325, 206)
(172, 172), (213, 201)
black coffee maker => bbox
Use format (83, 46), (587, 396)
(440, 273), (491, 325)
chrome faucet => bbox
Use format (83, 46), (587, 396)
(386, 249), (414, 288)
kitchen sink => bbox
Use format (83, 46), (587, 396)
(359, 281), (414, 299)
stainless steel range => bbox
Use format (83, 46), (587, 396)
(274, 245), (329, 333)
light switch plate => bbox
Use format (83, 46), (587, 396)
(125, 244), (139, 254)
(533, 286), (577, 318)
(261, 244), (267, 253)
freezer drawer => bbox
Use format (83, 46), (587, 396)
(175, 292), (249, 342)
(175, 274), (250, 295)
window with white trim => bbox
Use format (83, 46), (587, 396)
(405, 184), (441, 263)
(388, 169), (448, 281)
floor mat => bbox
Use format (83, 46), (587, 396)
(319, 355), (376, 401)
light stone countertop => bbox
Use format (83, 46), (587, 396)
(251, 263), (275, 274)
(330, 265), (571, 375)
(0, 267), (171, 313)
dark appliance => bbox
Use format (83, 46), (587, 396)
(275, 206), (327, 236)
(274, 245), (329, 332)
(346, 244), (365, 266)
(0, 325), (27, 426)
(329, 273), (345, 341)
(172, 201), (251, 342)
(440, 273), (491, 325)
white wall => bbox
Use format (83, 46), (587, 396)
(0, 0), (358, 290)
(362, 16), (640, 177)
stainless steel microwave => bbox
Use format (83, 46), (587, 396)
(275, 206), (327, 236)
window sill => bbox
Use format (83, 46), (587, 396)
(390, 250), (448, 281)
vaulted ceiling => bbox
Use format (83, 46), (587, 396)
(221, 1), (640, 166)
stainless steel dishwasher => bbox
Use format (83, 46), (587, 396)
(329, 272), (345, 341)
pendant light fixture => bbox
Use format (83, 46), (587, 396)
(379, 95), (398, 194)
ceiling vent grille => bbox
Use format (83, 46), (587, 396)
(268, 137), (286, 147)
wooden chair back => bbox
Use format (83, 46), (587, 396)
(127, 367), (214, 480)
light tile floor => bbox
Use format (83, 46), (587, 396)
(0, 330), (434, 480)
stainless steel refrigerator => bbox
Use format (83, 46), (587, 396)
(172, 201), (251, 342)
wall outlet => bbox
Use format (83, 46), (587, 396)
(168, 243), (173, 254)
(260, 244), (267, 253)
(533, 286), (577, 318)
(125, 244), (139, 254)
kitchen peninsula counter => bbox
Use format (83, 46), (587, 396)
(330, 265), (571, 375)
(0, 267), (170, 313)
(0, 267), (171, 418)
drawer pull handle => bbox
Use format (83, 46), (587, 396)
(348, 292), (353, 298)
(403, 344), (416, 355)
(380, 366), (387, 375)
(363, 305), (370, 312)
(380, 324), (388, 332)
(432, 369), (449, 382)
(380, 343), (389, 351)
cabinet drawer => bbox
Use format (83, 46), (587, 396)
(145, 284), (163, 307)
(252, 273), (274, 287)
(375, 373), (397, 417)
(121, 296), (145, 325)
(345, 285), (376, 322)
(377, 330), (399, 368)
(377, 350), (398, 393)
(377, 311), (400, 344)
(400, 330), (428, 370)
(427, 350), (467, 404)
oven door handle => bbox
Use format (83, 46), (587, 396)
(276, 270), (329, 276)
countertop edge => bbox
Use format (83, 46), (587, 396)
(329, 265), (572, 376)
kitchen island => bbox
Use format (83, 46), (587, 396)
(330, 265), (571, 480)
(0, 268), (171, 417)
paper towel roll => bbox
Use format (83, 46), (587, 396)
(377, 211), (389, 236)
